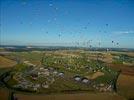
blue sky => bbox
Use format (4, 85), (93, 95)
(0, 0), (134, 48)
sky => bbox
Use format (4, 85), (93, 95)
(0, 0), (134, 48)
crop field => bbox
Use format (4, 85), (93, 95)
(0, 56), (16, 68)
(117, 74), (134, 100)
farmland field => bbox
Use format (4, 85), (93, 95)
(0, 49), (134, 100)
(0, 56), (16, 68)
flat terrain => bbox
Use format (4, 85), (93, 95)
(0, 56), (16, 68)
(0, 50), (134, 100)
(15, 92), (126, 100)
(117, 74), (134, 99)
(107, 63), (134, 76)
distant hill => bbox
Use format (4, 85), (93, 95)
(0, 45), (134, 52)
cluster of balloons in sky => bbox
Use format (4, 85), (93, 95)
(19, 0), (120, 48)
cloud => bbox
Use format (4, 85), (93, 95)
(113, 31), (134, 35)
